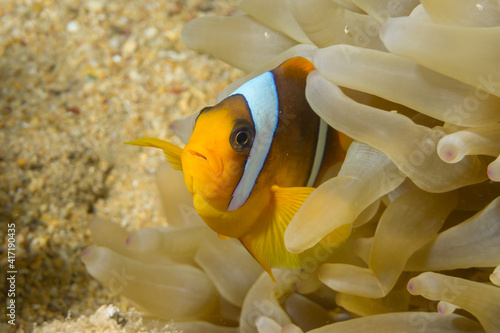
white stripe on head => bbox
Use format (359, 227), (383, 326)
(227, 72), (279, 211)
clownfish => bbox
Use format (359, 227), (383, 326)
(127, 57), (350, 280)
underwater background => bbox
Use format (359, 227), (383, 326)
(0, 0), (241, 331)
(1, 0), (500, 332)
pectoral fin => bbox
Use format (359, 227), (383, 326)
(240, 185), (316, 281)
(126, 137), (183, 171)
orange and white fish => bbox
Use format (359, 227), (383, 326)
(128, 57), (350, 280)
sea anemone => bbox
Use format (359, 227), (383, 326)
(83, 1), (500, 332)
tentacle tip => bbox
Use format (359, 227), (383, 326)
(437, 302), (447, 315)
(490, 272), (500, 286)
(81, 247), (92, 258)
(285, 246), (301, 255)
(255, 315), (265, 325)
(81, 246), (98, 265)
(437, 145), (460, 163)
(437, 301), (457, 316)
(284, 232), (302, 254)
(407, 279), (417, 295)
(487, 162), (500, 181)
(444, 149), (455, 160)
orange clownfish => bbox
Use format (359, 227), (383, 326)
(127, 57), (349, 280)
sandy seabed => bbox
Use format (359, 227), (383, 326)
(0, 0), (242, 331)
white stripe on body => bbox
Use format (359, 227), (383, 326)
(227, 72), (279, 211)
(306, 119), (328, 187)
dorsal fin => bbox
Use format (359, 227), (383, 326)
(279, 56), (315, 75)
(126, 137), (182, 170)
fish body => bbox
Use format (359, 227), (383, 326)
(128, 57), (349, 279)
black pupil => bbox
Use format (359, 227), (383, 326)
(236, 131), (248, 145)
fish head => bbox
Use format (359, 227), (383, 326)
(181, 95), (255, 217)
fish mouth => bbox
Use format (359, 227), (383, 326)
(186, 149), (207, 161)
(183, 144), (223, 178)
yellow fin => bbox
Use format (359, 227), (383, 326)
(218, 234), (230, 240)
(126, 137), (183, 170)
(240, 185), (315, 281)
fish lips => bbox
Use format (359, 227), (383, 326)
(181, 144), (224, 193)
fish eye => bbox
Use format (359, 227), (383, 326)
(235, 131), (249, 145)
(230, 121), (254, 152)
